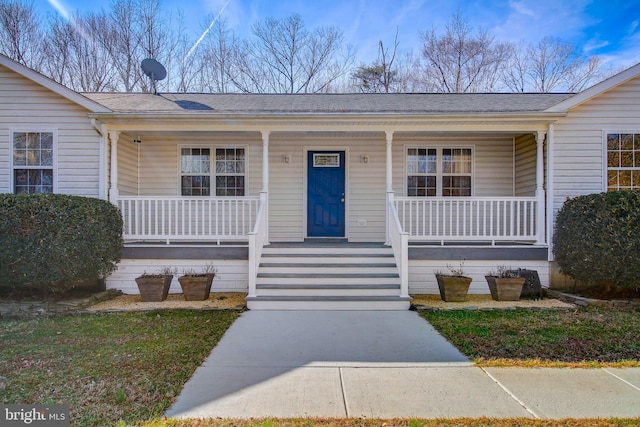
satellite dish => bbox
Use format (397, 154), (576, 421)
(141, 58), (166, 95)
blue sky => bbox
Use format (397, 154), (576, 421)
(42, 0), (640, 69)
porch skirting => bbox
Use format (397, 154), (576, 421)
(107, 245), (249, 294)
(105, 243), (549, 296)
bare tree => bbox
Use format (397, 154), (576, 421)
(351, 30), (400, 93)
(96, 0), (144, 92)
(0, 0), (43, 70)
(501, 42), (528, 92)
(235, 14), (354, 93)
(420, 13), (512, 92)
(527, 37), (602, 92)
(197, 17), (240, 92)
(501, 37), (603, 93)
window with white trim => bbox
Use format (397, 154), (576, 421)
(12, 131), (54, 194)
(407, 147), (472, 196)
(180, 147), (246, 196)
(215, 148), (245, 196)
(181, 148), (211, 196)
(607, 133), (640, 191)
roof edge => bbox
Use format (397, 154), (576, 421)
(0, 54), (111, 113)
(546, 62), (640, 112)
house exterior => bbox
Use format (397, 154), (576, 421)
(2, 53), (640, 309)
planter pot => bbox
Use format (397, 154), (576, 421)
(485, 276), (525, 301)
(435, 275), (472, 302)
(135, 275), (173, 302)
(178, 274), (215, 301)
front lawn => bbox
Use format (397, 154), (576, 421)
(420, 306), (640, 367)
(0, 310), (239, 426)
(1, 307), (639, 426)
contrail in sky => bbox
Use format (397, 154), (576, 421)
(46, 0), (96, 46)
(184, 0), (233, 63)
(46, 0), (70, 19)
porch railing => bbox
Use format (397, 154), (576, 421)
(394, 197), (538, 244)
(117, 196), (261, 243)
(387, 193), (409, 298)
(248, 193), (268, 298)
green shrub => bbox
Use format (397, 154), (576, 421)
(0, 194), (123, 295)
(553, 190), (640, 289)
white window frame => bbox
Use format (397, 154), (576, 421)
(9, 129), (58, 194)
(603, 131), (640, 192)
(177, 144), (248, 196)
(405, 145), (474, 197)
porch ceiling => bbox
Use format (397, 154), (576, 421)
(114, 129), (538, 141)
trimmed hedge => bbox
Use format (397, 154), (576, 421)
(553, 191), (640, 289)
(0, 194), (123, 295)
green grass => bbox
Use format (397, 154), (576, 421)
(139, 419), (640, 427)
(0, 310), (239, 426)
(2, 306), (640, 426)
(420, 306), (640, 367)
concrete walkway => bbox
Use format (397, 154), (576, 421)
(166, 311), (640, 420)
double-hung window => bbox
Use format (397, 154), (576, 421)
(12, 131), (54, 194)
(407, 147), (472, 196)
(181, 148), (211, 196)
(607, 133), (640, 191)
(215, 148), (245, 196)
(180, 146), (246, 196)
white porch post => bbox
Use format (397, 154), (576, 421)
(108, 131), (120, 205)
(535, 130), (546, 245)
(261, 130), (270, 244)
(385, 130), (394, 245)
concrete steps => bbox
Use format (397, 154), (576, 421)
(246, 245), (411, 310)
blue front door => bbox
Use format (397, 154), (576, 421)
(307, 151), (346, 237)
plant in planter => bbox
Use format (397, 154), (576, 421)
(435, 260), (473, 302)
(135, 267), (176, 302)
(485, 266), (525, 301)
(178, 264), (217, 301)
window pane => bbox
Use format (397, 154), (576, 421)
(442, 149), (452, 173)
(608, 151), (620, 168)
(619, 171), (632, 187)
(14, 169), (28, 185)
(407, 175), (435, 197)
(621, 151), (634, 167)
(40, 133), (53, 150)
(26, 133), (38, 149)
(13, 149), (26, 166)
(442, 176), (471, 197)
(608, 170), (618, 189)
(41, 149), (53, 166)
(621, 134), (633, 150)
(607, 134), (619, 150)
(13, 133), (26, 149)
(41, 170), (53, 186)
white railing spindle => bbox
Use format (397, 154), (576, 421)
(394, 197), (538, 243)
(117, 196), (260, 243)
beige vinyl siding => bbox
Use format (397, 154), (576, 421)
(269, 135), (305, 241)
(117, 135), (138, 196)
(392, 136), (516, 197)
(347, 136), (386, 242)
(268, 133), (388, 242)
(0, 127), (8, 192)
(515, 134), (536, 196)
(136, 133), (262, 197)
(552, 75), (640, 214)
(0, 65), (101, 197)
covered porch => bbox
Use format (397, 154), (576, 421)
(99, 121), (552, 307)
